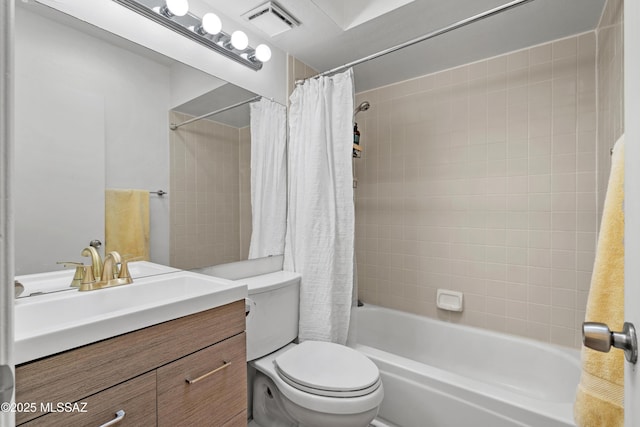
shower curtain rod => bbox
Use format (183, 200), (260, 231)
(295, 0), (536, 85)
(170, 95), (263, 130)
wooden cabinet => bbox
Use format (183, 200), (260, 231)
(23, 372), (156, 427)
(15, 300), (247, 426)
(158, 333), (246, 427)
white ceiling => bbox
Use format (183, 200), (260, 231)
(204, 0), (607, 92)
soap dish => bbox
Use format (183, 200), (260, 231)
(436, 289), (464, 312)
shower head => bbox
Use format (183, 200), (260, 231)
(354, 101), (371, 117)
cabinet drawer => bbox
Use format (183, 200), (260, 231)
(157, 332), (247, 427)
(23, 371), (156, 427)
(221, 410), (247, 426)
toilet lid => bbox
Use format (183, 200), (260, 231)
(274, 341), (381, 398)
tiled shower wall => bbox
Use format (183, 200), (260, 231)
(288, 56), (318, 100)
(239, 126), (252, 259)
(169, 111), (250, 269)
(354, 33), (598, 347)
(596, 0), (624, 226)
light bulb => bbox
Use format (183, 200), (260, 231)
(166, 0), (188, 17)
(230, 30), (249, 50)
(254, 44), (271, 62)
(201, 13), (222, 35)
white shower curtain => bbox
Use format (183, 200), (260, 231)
(248, 98), (287, 259)
(284, 69), (355, 344)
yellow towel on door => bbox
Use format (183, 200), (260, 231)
(105, 189), (150, 261)
(574, 136), (625, 427)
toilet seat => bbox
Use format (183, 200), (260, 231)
(274, 341), (381, 398)
(252, 343), (385, 416)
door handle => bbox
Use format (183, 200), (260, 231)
(582, 321), (638, 364)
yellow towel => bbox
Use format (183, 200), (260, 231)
(574, 136), (625, 427)
(105, 189), (150, 261)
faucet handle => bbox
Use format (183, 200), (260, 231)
(56, 261), (83, 268)
(79, 265), (99, 292)
(81, 265), (95, 283)
(118, 259), (133, 285)
(56, 262), (86, 287)
(70, 266), (85, 288)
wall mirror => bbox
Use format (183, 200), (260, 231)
(15, 0), (258, 276)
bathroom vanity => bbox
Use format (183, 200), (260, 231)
(13, 265), (249, 426)
(15, 300), (246, 426)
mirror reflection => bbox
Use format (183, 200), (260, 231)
(15, 1), (256, 276)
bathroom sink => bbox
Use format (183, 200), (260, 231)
(15, 269), (78, 298)
(16, 261), (181, 297)
(14, 271), (247, 364)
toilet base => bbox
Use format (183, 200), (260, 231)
(253, 372), (297, 427)
(252, 372), (379, 427)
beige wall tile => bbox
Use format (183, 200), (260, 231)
(529, 44), (552, 65)
(355, 33), (598, 348)
(553, 37), (578, 59)
(239, 127), (252, 259)
(169, 112), (244, 270)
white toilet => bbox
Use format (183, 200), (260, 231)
(241, 271), (384, 427)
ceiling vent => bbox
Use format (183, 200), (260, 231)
(242, 2), (300, 37)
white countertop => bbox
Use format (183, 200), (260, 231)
(15, 264), (247, 364)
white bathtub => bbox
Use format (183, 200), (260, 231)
(350, 305), (580, 427)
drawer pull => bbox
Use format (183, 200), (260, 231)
(185, 361), (231, 384)
(99, 410), (125, 427)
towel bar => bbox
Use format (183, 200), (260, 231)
(150, 190), (167, 196)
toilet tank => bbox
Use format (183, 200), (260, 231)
(239, 271), (301, 361)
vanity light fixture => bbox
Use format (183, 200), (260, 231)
(251, 44), (272, 63)
(112, 0), (270, 70)
(196, 12), (222, 36)
(158, 0), (189, 18)
(230, 30), (249, 50)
